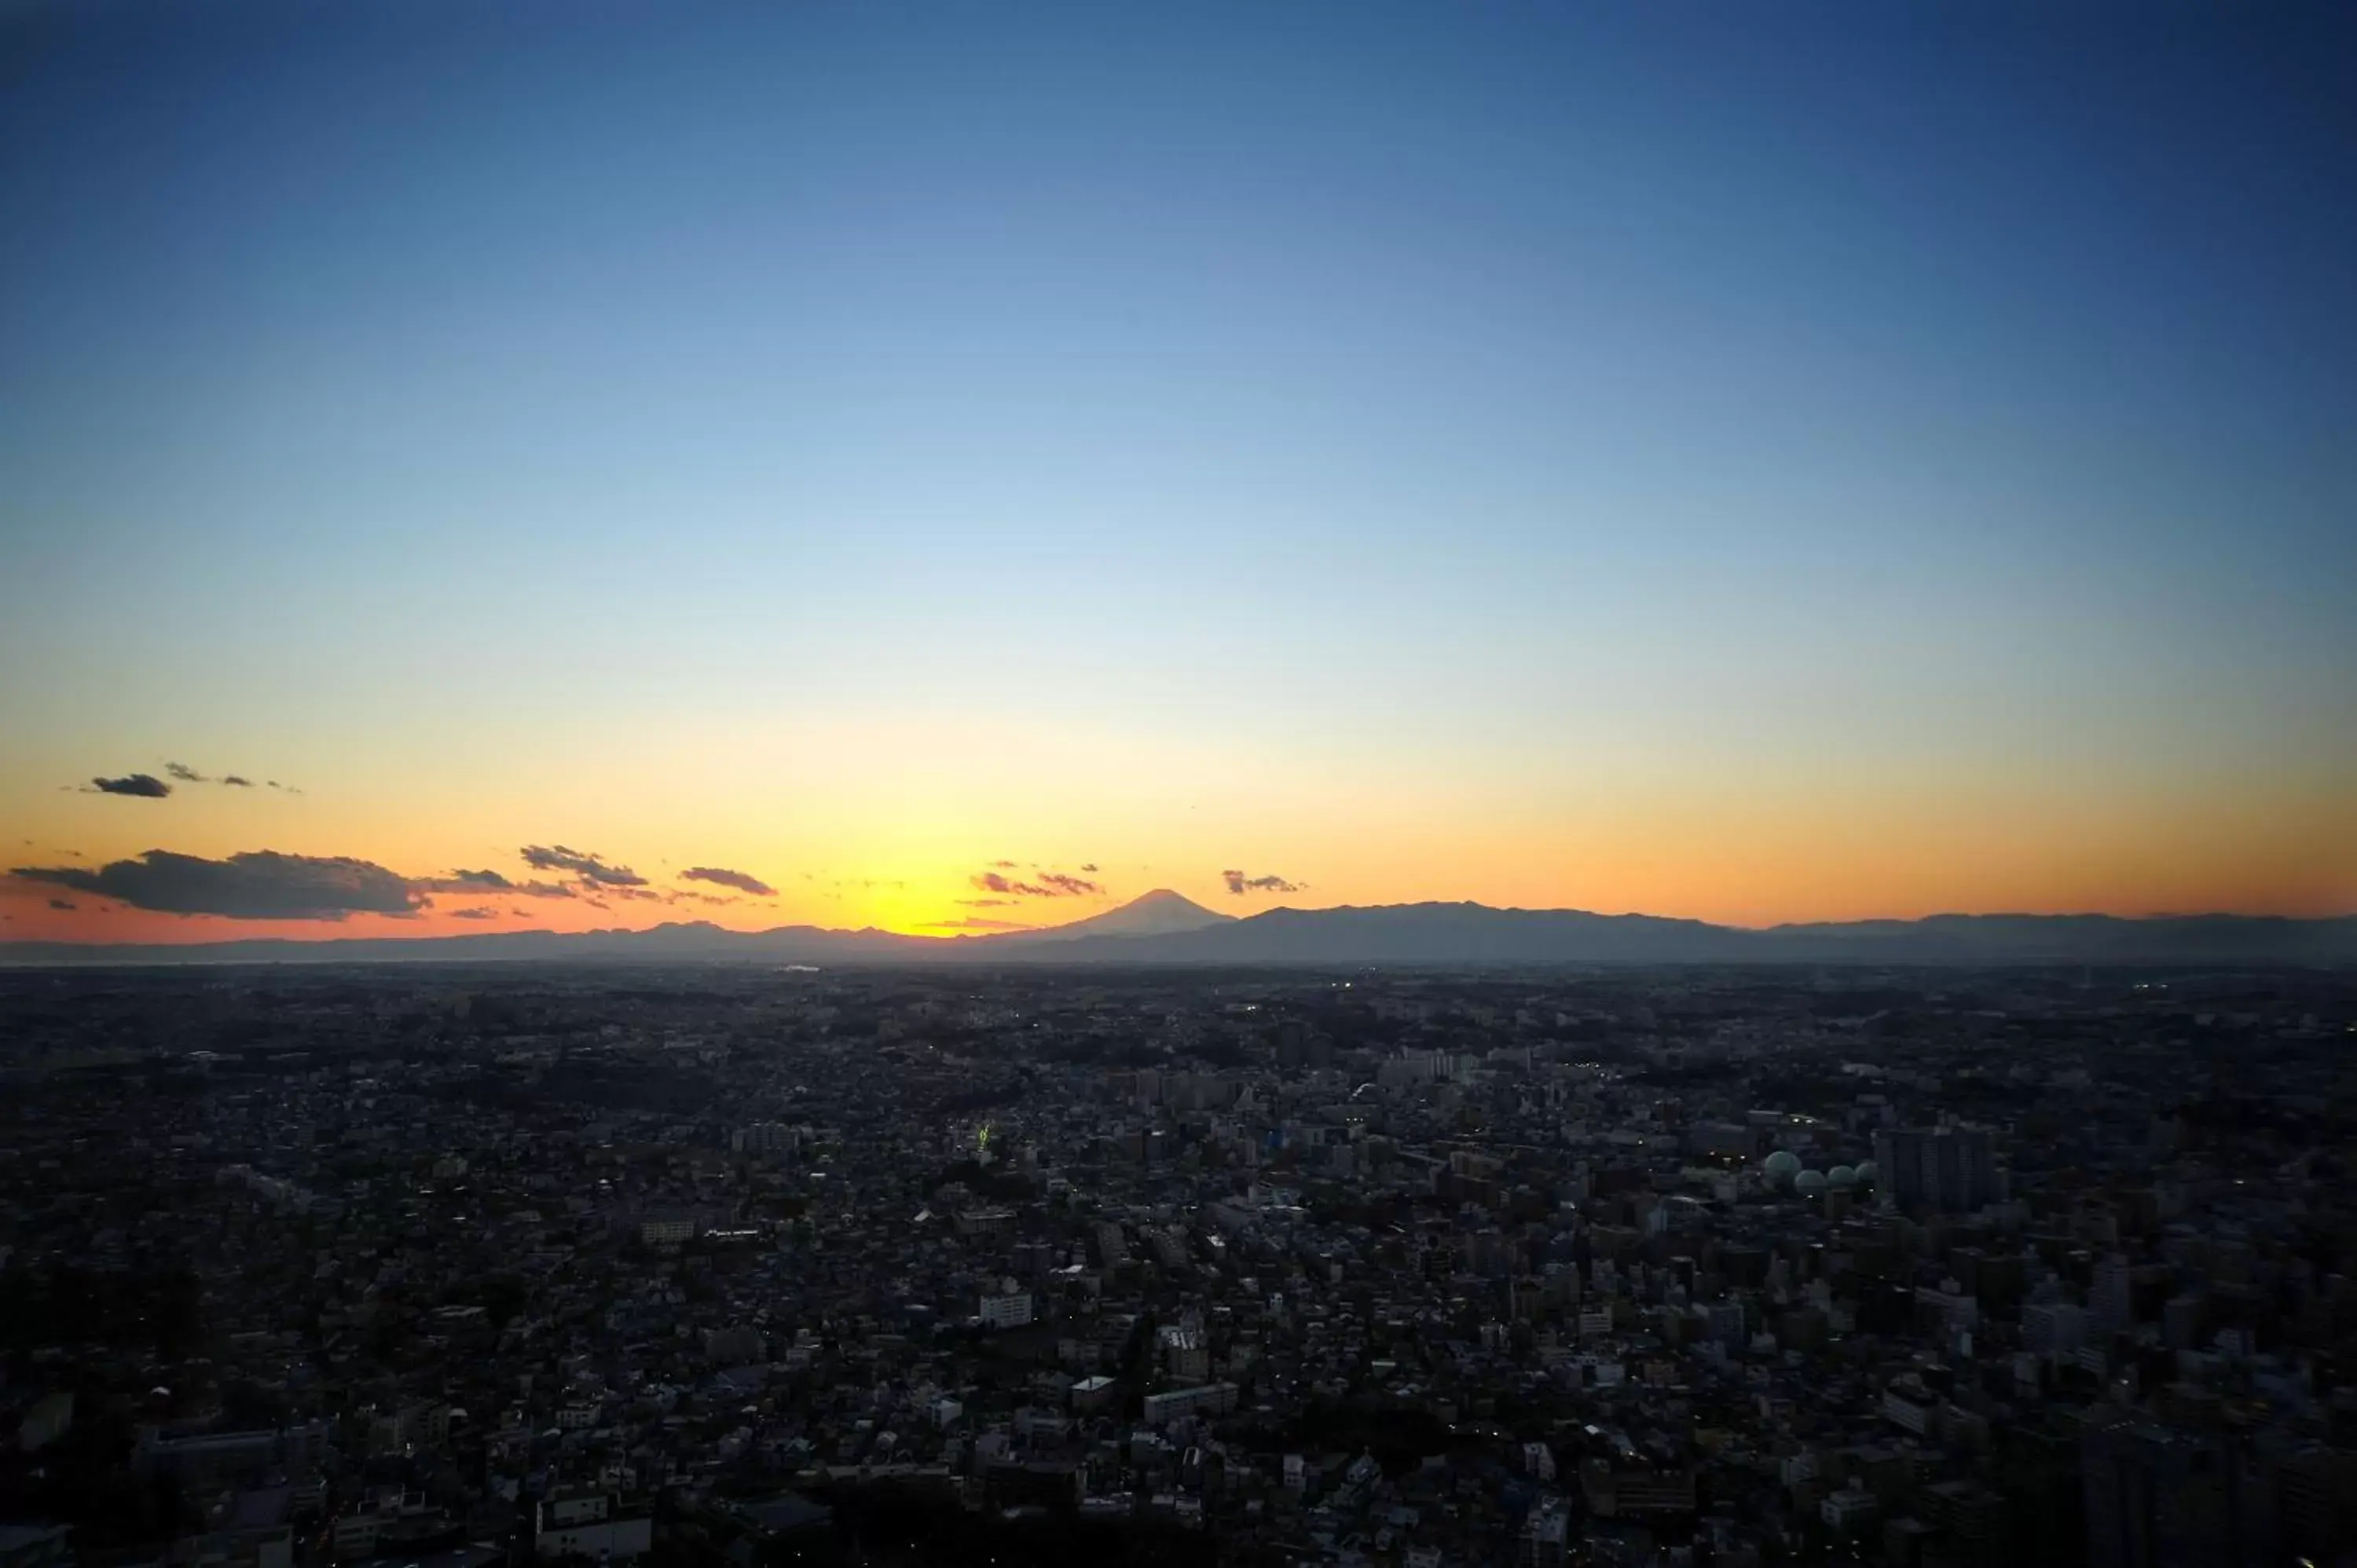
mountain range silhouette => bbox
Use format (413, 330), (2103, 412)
(5, 889), (2352, 967)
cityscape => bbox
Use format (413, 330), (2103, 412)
(5, 2), (2353, 1565)
(4, 954), (2354, 1565)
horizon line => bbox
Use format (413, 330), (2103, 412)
(4, 897), (2352, 952)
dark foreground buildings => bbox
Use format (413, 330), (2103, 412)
(2, 961), (2355, 1566)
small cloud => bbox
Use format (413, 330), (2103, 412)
(1080, 863), (1099, 873)
(1222, 869), (1302, 896)
(86, 773), (172, 798)
(521, 844), (644, 886)
(680, 865), (776, 897)
(924, 916), (1036, 932)
(447, 907), (499, 920)
(47, 897), (76, 910)
(958, 897), (1018, 907)
(410, 870), (576, 899)
(411, 869), (511, 896)
(166, 763), (266, 789)
(13, 848), (423, 919)
(970, 870), (1100, 899)
(991, 859), (1020, 869)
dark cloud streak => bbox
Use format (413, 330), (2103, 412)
(86, 774), (171, 798)
(167, 763), (264, 789)
(411, 870), (577, 899)
(970, 870), (1102, 899)
(521, 844), (645, 886)
(680, 865), (777, 897)
(13, 849), (423, 920)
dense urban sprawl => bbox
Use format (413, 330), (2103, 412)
(3, 963), (2355, 1566)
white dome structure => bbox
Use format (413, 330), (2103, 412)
(1854, 1160), (1878, 1186)
(1763, 1150), (1802, 1180)
(1827, 1165), (1859, 1189)
(1794, 1169), (1830, 1196)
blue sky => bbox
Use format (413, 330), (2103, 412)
(3, 0), (2352, 934)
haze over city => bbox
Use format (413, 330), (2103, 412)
(5, 2), (2353, 946)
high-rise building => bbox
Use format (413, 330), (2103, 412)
(1874, 1127), (1998, 1212)
(2082, 1412), (2271, 1566)
(2091, 1255), (2135, 1333)
(2023, 1301), (2090, 1358)
(2262, 1438), (2357, 1565)
(979, 1285), (1035, 1329)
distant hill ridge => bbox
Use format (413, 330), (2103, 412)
(4, 890), (2352, 967)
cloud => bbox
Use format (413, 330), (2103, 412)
(958, 897), (1018, 907)
(990, 859), (1020, 869)
(1222, 869), (1302, 896)
(680, 865), (776, 897)
(47, 898), (75, 911)
(970, 870), (1102, 899)
(1080, 863), (1099, 873)
(165, 763), (262, 789)
(447, 907), (499, 920)
(520, 844), (644, 886)
(924, 916), (1036, 932)
(265, 780), (302, 793)
(86, 773), (172, 798)
(13, 849), (424, 920)
(409, 869), (576, 899)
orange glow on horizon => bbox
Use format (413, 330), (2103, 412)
(4, 713), (2350, 947)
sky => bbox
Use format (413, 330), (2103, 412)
(3, 1), (2353, 943)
